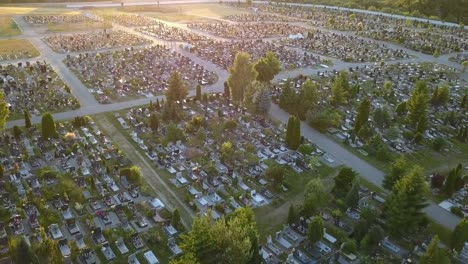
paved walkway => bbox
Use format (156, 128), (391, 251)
(2, 2), (466, 230)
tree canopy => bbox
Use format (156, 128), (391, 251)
(254, 51), (281, 83)
(165, 71), (188, 104)
(41, 112), (58, 139)
(228, 52), (257, 105)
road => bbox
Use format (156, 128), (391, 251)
(3, 2), (466, 230)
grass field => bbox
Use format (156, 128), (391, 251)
(0, 39), (39, 60)
(0, 6), (79, 15)
(0, 17), (21, 36)
(124, 3), (251, 21)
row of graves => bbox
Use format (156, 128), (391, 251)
(277, 30), (411, 62)
(135, 23), (209, 42)
(252, 3), (468, 54)
(96, 13), (159, 27)
(0, 118), (182, 263)
(357, 27), (468, 55)
(222, 13), (303, 23)
(187, 22), (308, 39)
(187, 39), (322, 70)
(64, 45), (217, 103)
(23, 14), (97, 25)
(115, 94), (333, 221)
(282, 62), (467, 157)
(260, 182), (445, 263)
(0, 61), (79, 120)
(44, 29), (150, 53)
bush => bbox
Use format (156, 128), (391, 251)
(432, 137), (447, 151)
(431, 173), (445, 189)
(120, 166), (143, 185)
(451, 207), (464, 217)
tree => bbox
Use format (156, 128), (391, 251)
(24, 110), (32, 128)
(13, 125), (21, 140)
(220, 141), (234, 162)
(345, 181), (360, 209)
(297, 144), (314, 156)
(150, 114), (159, 132)
(165, 71), (188, 104)
(285, 115), (301, 150)
(462, 61), (468, 72)
(120, 166), (143, 185)
(354, 98), (371, 135)
(0, 164), (3, 178)
(165, 122), (185, 143)
(180, 215), (216, 264)
(279, 80), (297, 113)
(431, 84), (450, 107)
(385, 166), (428, 237)
(361, 225), (384, 253)
(383, 80), (393, 96)
(196, 84), (202, 101)
(172, 208), (182, 229)
(16, 238), (36, 264)
(41, 112), (58, 139)
(407, 81), (429, 131)
(254, 51), (281, 83)
(330, 71), (349, 106)
(223, 81), (230, 98)
(300, 79), (319, 111)
(333, 167), (357, 198)
(395, 101), (407, 116)
(444, 163), (463, 196)
(306, 107), (342, 132)
(432, 137), (446, 151)
(0, 91), (8, 130)
(373, 107), (391, 128)
(254, 87), (271, 115)
(342, 239), (358, 254)
(452, 218), (468, 251)
(265, 165), (285, 188)
(170, 253), (200, 264)
(287, 204), (296, 225)
(307, 216), (324, 245)
(303, 178), (327, 216)
(383, 156), (409, 190)
(228, 52), (257, 105)
(419, 236), (450, 264)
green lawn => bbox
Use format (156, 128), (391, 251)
(0, 39), (39, 60)
(0, 17), (21, 36)
(0, 6), (79, 15)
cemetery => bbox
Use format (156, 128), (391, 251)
(112, 94), (339, 225)
(64, 45), (217, 103)
(187, 22), (308, 39)
(279, 30), (411, 62)
(0, 1), (466, 264)
(0, 39), (39, 61)
(44, 29), (149, 53)
(1, 61), (79, 120)
(187, 39), (323, 70)
(277, 62), (467, 168)
(0, 115), (183, 263)
(135, 23), (209, 41)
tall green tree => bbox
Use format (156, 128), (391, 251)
(361, 225), (384, 254)
(180, 215), (216, 264)
(228, 52), (257, 105)
(345, 180), (360, 209)
(354, 97), (371, 135)
(385, 166), (428, 237)
(444, 163), (463, 196)
(419, 236), (451, 264)
(383, 156), (409, 190)
(287, 204), (296, 225)
(41, 112), (58, 139)
(0, 91), (8, 130)
(407, 81), (429, 131)
(300, 80), (319, 110)
(16, 238), (36, 264)
(24, 110), (32, 128)
(150, 114), (159, 132)
(196, 84), (202, 101)
(254, 87), (271, 115)
(307, 216), (324, 245)
(265, 165), (285, 188)
(224, 81), (230, 98)
(172, 208), (182, 229)
(333, 167), (357, 197)
(303, 178), (327, 216)
(452, 218), (468, 251)
(165, 71), (188, 104)
(170, 253), (200, 264)
(254, 51), (281, 83)
(330, 71), (349, 106)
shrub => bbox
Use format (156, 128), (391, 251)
(451, 207), (464, 217)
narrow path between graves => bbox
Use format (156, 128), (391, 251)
(95, 114), (195, 229)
